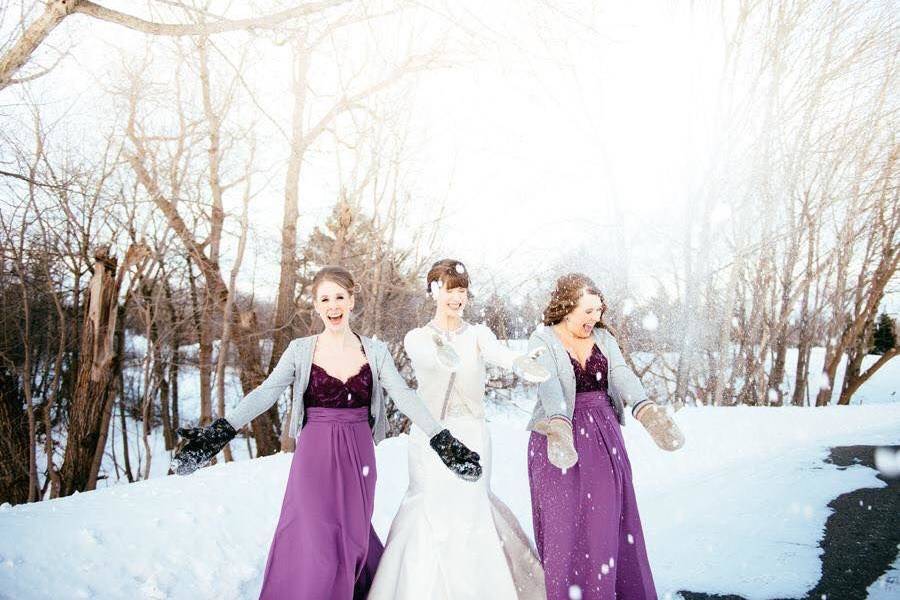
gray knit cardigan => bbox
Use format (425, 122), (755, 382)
(225, 334), (442, 443)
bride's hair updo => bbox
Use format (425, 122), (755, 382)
(426, 259), (470, 295)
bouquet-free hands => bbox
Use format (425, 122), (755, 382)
(171, 418), (236, 475)
(534, 417), (578, 470)
(432, 333), (461, 371)
(429, 429), (482, 481)
(633, 402), (685, 451)
(512, 346), (551, 383)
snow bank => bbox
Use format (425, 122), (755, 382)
(2, 404), (899, 599)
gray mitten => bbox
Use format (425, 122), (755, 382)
(534, 417), (578, 470)
(634, 403), (685, 451)
(512, 346), (550, 383)
(432, 333), (461, 371)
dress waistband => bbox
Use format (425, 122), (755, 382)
(305, 406), (370, 423)
(573, 390), (611, 410)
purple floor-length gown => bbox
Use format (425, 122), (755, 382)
(528, 345), (657, 599)
(258, 362), (383, 600)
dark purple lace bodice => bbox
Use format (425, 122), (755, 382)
(569, 344), (609, 394)
(303, 362), (373, 409)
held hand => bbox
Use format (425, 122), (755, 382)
(512, 346), (550, 383)
(534, 417), (578, 470)
(171, 418), (237, 475)
(432, 333), (461, 371)
(634, 403), (685, 451)
(429, 429), (482, 482)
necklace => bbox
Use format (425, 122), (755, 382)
(429, 318), (467, 338)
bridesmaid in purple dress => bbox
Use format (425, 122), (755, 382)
(526, 273), (684, 599)
(528, 343), (656, 599)
(257, 361), (380, 599)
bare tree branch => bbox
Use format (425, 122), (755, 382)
(74, 0), (351, 36)
(0, 0), (351, 91)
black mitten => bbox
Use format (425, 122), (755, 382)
(429, 429), (482, 482)
(172, 418), (237, 475)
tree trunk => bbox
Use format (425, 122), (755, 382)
(0, 367), (30, 505)
(270, 45), (310, 371)
(59, 246), (147, 496)
(839, 347), (898, 405)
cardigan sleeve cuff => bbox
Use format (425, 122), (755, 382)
(631, 399), (654, 417)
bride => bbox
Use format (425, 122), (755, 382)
(368, 259), (548, 600)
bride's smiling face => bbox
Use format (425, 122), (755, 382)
(314, 280), (355, 332)
(433, 280), (468, 318)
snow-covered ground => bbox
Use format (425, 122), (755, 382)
(6, 338), (899, 599)
(2, 402), (899, 600)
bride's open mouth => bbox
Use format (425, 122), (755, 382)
(327, 312), (344, 325)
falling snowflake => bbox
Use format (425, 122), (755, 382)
(611, 447), (617, 455)
(601, 564), (610, 575)
(568, 585), (582, 600)
(641, 312), (659, 331)
(609, 557), (615, 568)
(874, 447), (900, 477)
(430, 281), (443, 295)
(595, 372), (603, 381)
(627, 533), (634, 545)
(362, 465), (370, 477)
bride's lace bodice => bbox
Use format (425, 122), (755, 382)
(403, 322), (522, 421)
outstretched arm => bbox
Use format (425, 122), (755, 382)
(225, 339), (298, 430)
(172, 340), (299, 475)
(376, 343), (443, 437)
(603, 331), (684, 451)
(475, 324), (519, 370)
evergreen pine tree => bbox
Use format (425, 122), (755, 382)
(871, 313), (897, 355)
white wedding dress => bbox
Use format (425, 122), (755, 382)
(368, 322), (545, 600)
